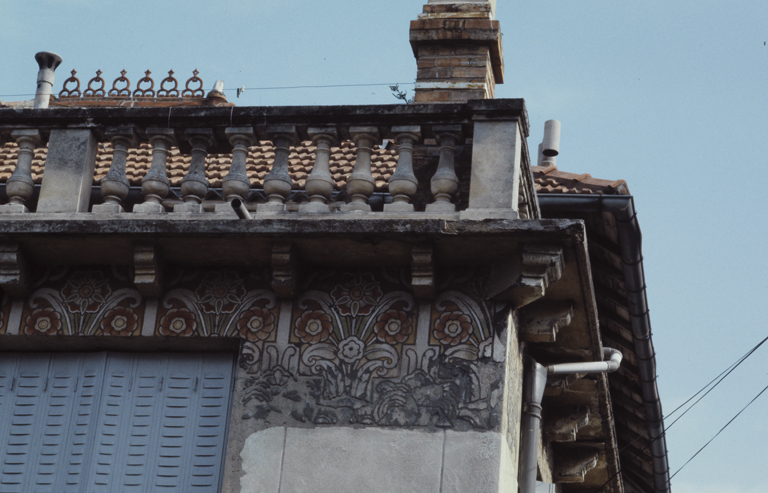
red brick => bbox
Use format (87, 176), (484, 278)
(414, 90), (453, 103)
(417, 67), (452, 80)
(464, 19), (495, 30)
(417, 58), (436, 69)
(417, 46), (454, 57)
(453, 45), (490, 56)
(452, 67), (489, 79)
(442, 19), (465, 30)
(434, 56), (488, 68)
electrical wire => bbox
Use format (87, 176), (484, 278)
(595, 334), (768, 492)
(668, 380), (768, 482)
(0, 82), (416, 99)
(227, 82), (414, 91)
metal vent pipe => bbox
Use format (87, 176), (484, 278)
(33, 51), (62, 109)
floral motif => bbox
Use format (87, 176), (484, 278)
(238, 308), (276, 341)
(433, 311), (473, 346)
(337, 336), (365, 364)
(24, 308), (61, 335)
(294, 310), (332, 344)
(330, 272), (383, 317)
(159, 308), (196, 336)
(373, 309), (413, 344)
(61, 271), (111, 314)
(100, 306), (138, 336)
(195, 271), (247, 314)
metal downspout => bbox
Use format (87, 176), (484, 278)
(519, 349), (624, 493)
(537, 194), (671, 493)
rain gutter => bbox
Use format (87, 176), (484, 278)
(537, 193), (670, 493)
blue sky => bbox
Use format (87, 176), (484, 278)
(2, 0), (768, 490)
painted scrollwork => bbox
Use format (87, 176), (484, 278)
(240, 268), (503, 431)
(24, 268), (142, 336)
(159, 269), (278, 337)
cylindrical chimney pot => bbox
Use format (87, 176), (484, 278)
(541, 119), (561, 157)
(33, 51), (63, 109)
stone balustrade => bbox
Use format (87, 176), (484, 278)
(0, 99), (539, 220)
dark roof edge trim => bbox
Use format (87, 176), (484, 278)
(538, 194), (671, 493)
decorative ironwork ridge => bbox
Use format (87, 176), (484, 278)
(59, 69), (206, 99)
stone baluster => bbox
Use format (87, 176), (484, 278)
(384, 126), (421, 213)
(93, 127), (138, 213)
(0, 130), (42, 213)
(217, 127), (256, 214)
(300, 127), (338, 214)
(260, 125), (298, 214)
(425, 125), (462, 213)
(175, 128), (214, 213)
(341, 126), (379, 212)
(134, 128), (175, 214)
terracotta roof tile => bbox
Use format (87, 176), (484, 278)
(0, 141), (628, 195)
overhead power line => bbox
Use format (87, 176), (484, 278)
(0, 82), (416, 99)
(668, 380), (768, 481)
(596, 333), (768, 492)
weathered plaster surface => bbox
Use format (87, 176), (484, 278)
(239, 427), (513, 493)
(240, 427), (286, 493)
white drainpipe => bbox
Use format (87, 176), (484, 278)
(519, 348), (623, 493)
(33, 51), (63, 109)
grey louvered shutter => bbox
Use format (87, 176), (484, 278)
(0, 353), (50, 493)
(30, 353), (107, 493)
(151, 353), (234, 491)
(87, 353), (166, 492)
(56, 353), (108, 492)
(188, 353), (235, 490)
(87, 352), (235, 492)
(0, 352), (234, 493)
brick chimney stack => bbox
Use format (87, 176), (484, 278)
(409, 0), (504, 103)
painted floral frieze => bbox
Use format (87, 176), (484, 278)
(157, 269), (278, 339)
(21, 268), (143, 336)
(240, 268), (505, 432)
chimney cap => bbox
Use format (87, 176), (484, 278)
(34, 51), (63, 71)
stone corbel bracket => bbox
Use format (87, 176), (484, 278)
(0, 242), (30, 297)
(554, 449), (600, 483)
(519, 299), (574, 343)
(545, 405), (591, 442)
(410, 244), (435, 299)
(272, 243), (300, 299)
(487, 244), (564, 308)
(132, 244), (163, 297)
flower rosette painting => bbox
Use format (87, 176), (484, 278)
(24, 269), (142, 336)
(158, 270), (278, 338)
(293, 271), (416, 401)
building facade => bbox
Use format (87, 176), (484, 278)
(0, 1), (669, 492)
